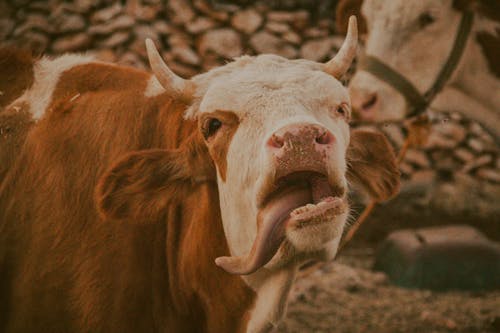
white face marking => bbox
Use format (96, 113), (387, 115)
(349, 0), (500, 121)
(8, 54), (94, 121)
(190, 54), (351, 266)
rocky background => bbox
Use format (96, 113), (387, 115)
(2, 1), (499, 331)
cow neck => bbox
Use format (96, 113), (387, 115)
(358, 11), (474, 118)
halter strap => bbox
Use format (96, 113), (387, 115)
(358, 11), (474, 118)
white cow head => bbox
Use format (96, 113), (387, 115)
(97, 17), (400, 279)
(341, 0), (469, 121)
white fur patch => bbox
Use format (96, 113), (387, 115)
(8, 53), (94, 121)
(144, 75), (164, 97)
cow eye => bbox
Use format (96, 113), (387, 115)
(202, 118), (222, 140)
(418, 12), (435, 28)
(334, 104), (350, 120)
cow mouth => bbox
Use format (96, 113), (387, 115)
(215, 172), (347, 275)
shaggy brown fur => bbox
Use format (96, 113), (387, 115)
(0, 61), (255, 333)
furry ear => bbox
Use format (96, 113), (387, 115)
(347, 130), (400, 202)
(336, 0), (367, 35)
(96, 133), (215, 221)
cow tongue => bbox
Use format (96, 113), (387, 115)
(215, 187), (311, 275)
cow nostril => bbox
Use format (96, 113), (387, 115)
(362, 93), (378, 111)
(267, 134), (284, 149)
(315, 131), (334, 145)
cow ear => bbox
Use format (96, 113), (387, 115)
(96, 133), (215, 221)
(336, 0), (367, 35)
(347, 130), (400, 202)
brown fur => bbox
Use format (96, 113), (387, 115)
(0, 61), (255, 332)
(0, 48), (34, 109)
(347, 130), (400, 201)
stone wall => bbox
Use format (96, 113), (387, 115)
(1, 0), (499, 235)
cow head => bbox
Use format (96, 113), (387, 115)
(96, 17), (399, 278)
(338, 0), (472, 121)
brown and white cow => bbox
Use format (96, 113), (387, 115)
(337, 0), (500, 137)
(0, 17), (399, 332)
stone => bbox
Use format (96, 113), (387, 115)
(193, 0), (229, 22)
(198, 28), (242, 58)
(20, 31), (49, 54)
(381, 123), (405, 147)
(168, 0), (195, 25)
(172, 46), (201, 66)
(14, 14), (52, 35)
(476, 168), (500, 183)
(404, 149), (430, 169)
(410, 170), (436, 187)
(98, 31), (130, 48)
(399, 162), (414, 177)
(168, 61), (198, 78)
(0, 19), (14, 40)
(467, 138), (484, 152)
(28, 1), (50, 12)
(250, 31), (297, 58)
(93, 49), (117, 63)
(91, 3), (123, 23)
(462, 154), (493, 173)
(231, 9), (262, 34)
(118, 52), (146, 70)
(434, 122), (466, 143)
(134, 25), (159, 42)
(153, 21), (171, 35)
(52, 33), (90, 53)
(186, 17), (216, 34)
(304, 27), (329, 38)
(74, 0), (96, 12)
(282, 31), (301, 45)
(201, 52), (220, 71)
(453, 147), (475, 163)
(425, 132), (457, 149)
(126, 1), (160, 21)
(54, 14), (86, 33)
(432, 154), (459, 171)
(168, 32), (191, 47)
(265, 21), (290, 34)
(88, 15), (135, 35)
(374, 225), (500, 291)
(267, 10), (308, 24)
(300, 38), (333, 62)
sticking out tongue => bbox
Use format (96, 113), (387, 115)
(215, 176), (345, 275)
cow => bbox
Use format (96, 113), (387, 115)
(0, 17), (399, 332)
(336, 0), (500, 138)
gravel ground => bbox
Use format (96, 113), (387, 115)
(278, 244), (500, 333)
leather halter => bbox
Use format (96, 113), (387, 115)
(358, 11), (474, 118)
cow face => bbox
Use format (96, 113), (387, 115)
(97, 17), (399, 278)
(346, 0), (465, 121)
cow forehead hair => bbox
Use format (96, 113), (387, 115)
(185, 54), (349, 119)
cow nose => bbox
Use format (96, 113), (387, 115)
(266, 123), (335, 153)
(351, 88), (379, 120)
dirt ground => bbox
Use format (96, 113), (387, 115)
(278, 243), (500, 333)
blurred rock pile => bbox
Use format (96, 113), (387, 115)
(1, 0), (499, 224)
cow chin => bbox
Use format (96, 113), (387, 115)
(215, 171), (348, 275)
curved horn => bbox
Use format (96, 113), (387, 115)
(145, 38), (195, 101)
(324, 16), (358, 78)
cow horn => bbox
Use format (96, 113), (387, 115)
(145, 38), (195, 101)
(324, 16), (358, 78)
